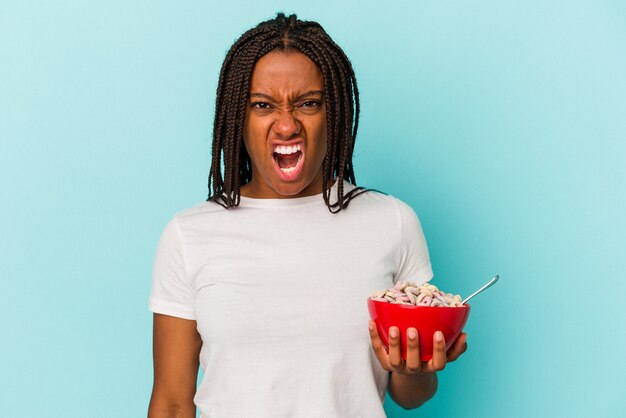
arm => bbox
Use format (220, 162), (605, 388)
(148, 313), (202, 418)
(388, 370), (438, 409)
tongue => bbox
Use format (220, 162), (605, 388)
(275, 151), (301, 169)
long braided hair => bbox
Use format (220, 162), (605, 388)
(207, 13), (382, 213)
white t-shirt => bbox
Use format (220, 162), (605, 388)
(149, 180), (433, 418)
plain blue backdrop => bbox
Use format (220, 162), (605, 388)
(1, 1), (625, 417)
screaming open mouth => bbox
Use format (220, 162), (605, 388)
(272, 143), (304, 180)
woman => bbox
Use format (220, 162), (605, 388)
(148, 13), (467, 418)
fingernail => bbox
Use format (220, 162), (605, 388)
(435, 331), (443, 342)
(390, 328), (398, 338)
(408, 328), (417, 339)
(369, 322), (374, 331)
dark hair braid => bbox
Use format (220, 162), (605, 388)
(207, 12), (384, 212)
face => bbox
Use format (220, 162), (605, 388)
(241, 50), (327, 199)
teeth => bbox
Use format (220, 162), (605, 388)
(274, 143), (302, 155)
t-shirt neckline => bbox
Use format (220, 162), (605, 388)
(239, 179), (346, 208)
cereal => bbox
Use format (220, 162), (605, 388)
(370, 282), (463, 307)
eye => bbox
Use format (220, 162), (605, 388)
(300, 100), (320, 108)
(251, 101), (272, 110)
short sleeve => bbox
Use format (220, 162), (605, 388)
(148, 216), (196, 320)
(393, 199), (434, 285)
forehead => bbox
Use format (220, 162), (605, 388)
(249, 50), (324, 94)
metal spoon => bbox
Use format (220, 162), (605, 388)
(462, 275), (500, 305)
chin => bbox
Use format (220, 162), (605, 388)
(271, 177), (317, 197)
(271, 183), (305, 196)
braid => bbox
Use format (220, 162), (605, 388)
(207, 12), (381, 212)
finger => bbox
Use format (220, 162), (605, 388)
(368, 321), (390, 371)
(405, 327), (421, 374)
(446, 332), (468, 362)
(429, 331), (447, 371)
(388, 326), (403, 371)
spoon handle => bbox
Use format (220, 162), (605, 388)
(462, 275), (499, 305)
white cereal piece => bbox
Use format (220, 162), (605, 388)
(418, 296), (433, 306)
(393, 281), (405, 290)
(434, 293), (448, 305)
(415, 292), (426, 304)
(404, 288), (417, 304)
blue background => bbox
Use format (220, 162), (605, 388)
(1, 1), (625, 417)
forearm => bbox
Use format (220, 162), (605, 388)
(387, 371), (438, 410)
(148, 391), (196, 418)
(148, 403), (195, 418)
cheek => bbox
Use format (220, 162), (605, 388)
(243, 138), (264, 163)
(243, 119), (269, 161)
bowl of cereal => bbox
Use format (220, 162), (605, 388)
(367, 282), (470, 361)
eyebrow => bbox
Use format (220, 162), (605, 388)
(249, 90), (324, 102)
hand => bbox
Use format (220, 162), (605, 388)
(368, 321), (467, 376)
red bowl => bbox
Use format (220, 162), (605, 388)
(367, 298), (470, 361)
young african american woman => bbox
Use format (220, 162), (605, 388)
(148, 13), (468, 418)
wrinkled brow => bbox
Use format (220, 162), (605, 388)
(249, 90), (324, 102)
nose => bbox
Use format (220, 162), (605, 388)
(272, 109), (301, 139)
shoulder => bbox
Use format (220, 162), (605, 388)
(342, 182), (425, 239)
(174, 199), (225, 218)
(167, 199), (231, 233)
(342, 180), (413, 215)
